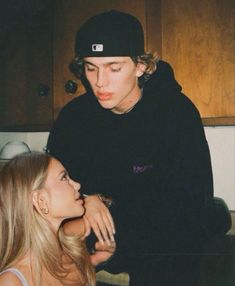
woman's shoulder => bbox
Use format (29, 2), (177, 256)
(0, 270), (23, 286)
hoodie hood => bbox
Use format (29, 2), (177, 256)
(143, 60), (182, 97)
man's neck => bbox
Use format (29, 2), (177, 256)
(111, 87), (143, 114)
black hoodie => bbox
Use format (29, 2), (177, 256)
(47, 60), (213, 256)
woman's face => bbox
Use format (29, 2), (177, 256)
(42, 158), (84, 227)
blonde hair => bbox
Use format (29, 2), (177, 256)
(0, 152), (95, 286)
(69, 51), (160, 87)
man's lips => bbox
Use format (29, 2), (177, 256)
(96, 92), (113, 101)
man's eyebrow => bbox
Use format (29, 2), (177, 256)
(83, 61), (96, 66)
(84, 61), (125, 67)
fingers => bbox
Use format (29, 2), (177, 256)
(86, 214), (111, 245)
(90, 240), (116, 266)
(85, 209), (115, 245)
(83, 195), (115, 244)
(95, 240), (116, 252)
(88, 215), (106, 244)
(97, 216), (112, 245)
(102, 211), (115, 242)
(106, 210), (115, 234)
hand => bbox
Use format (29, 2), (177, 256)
(84, 195), (115, 245)
(90, 240), (116, 266)
(63, 216), (91, 240)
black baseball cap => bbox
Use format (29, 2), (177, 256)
(75, 10), (145, 57)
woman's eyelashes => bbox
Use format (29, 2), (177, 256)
(60, 171), (70, 181)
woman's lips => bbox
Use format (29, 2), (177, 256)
(75, 193), (81, 201)
(76, 199), (84, 205)
(75, 196), (84, 205)
(96, 92), (113, 101)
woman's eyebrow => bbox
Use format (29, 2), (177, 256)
(57, 169), (67, 177)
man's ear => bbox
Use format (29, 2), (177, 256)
(32, 190), (49, 215)
(136, 62), (147, 77)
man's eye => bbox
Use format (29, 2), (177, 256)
(110, 65), (121, 72)
(111, 68), (121, 72)
(85, 65), (96, 72)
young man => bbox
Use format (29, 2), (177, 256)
(47, 10), (227, 285)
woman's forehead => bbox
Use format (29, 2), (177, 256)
(48, 158), (64, 175)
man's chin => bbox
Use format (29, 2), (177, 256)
(97, 100), (115, 110)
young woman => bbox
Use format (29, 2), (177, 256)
(0, 152), (115, 286)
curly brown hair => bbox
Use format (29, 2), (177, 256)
(69, 52), (160, 87)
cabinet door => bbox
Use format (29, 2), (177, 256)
(0, 3), (53, 131)
(161, 0), (235, 125)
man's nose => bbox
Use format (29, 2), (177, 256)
(96, 70), (108, 87)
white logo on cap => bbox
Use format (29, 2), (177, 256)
(92, 44), (103, 52)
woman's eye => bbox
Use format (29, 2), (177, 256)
(61, 173), (69, 181)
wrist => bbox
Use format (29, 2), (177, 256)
(83, 193), (113, 208)
(97, 194), (113, 208)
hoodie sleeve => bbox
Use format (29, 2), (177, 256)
(163, 93), (214, 247)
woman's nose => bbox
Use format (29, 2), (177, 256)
(70, 179), (81, 191)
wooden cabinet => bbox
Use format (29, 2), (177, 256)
(0, 2), (53, 131)
(0, 0), (234, 131)
(161, 0), (235, 125)
(53, 0), (235, 125)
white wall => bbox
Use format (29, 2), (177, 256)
(0, 132), (49, 153)
(0, 127), (235, 210)
(204, 127), (235, 210)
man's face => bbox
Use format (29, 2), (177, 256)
(84, 57), (144, 114)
